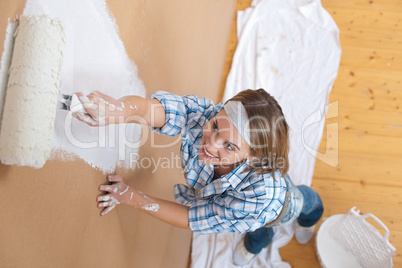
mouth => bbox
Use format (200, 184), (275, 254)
(202, 145), (218, 159)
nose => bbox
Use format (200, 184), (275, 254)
(208, 133), (225, 150)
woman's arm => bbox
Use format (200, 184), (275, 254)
(120, 95), (166, 127)
(97, 174), (190, 229)
(74, 91), (166, 127)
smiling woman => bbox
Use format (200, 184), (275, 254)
(198, 109), (252, 166)
(198, 89), (289, 179)
(224, 89), (290, 177)
(71, 88), (322, 248)
(72, 89), (286, 230)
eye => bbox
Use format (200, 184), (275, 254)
(213, 120), (218, 132)
(225, 142), (234, 151)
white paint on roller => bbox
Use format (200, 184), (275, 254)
(22, 0), (145, 173)
(0, 20), (18, 127)
(142, 203), (159, 212)
(0, 15), (65, 168)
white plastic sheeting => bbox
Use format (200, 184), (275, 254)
(191, 0), (341, 267)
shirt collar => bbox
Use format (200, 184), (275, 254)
(219, 163), (254, 191)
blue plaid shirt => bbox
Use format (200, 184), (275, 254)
(150, 91), (287, 234)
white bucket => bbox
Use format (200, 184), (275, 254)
(316, 207), (396, 268)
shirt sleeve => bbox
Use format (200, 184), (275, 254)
(187, 193), (281, 234)
(188, 198), (263, 234)
(187, 173), (287, 234)
(149, 91), (222, 137)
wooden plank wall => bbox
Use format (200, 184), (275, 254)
(220, 0), (402, 267)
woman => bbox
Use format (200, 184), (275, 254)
(74, 89), (323, 265)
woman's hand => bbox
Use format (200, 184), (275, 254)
(97, 174), (190, 229)
(97, 174), (132, 216)
(72, 91), (166, 128)
(73, 91), (127, 127)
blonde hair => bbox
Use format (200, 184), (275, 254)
(226, 89), (289, 178)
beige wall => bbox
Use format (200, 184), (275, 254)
(0, 1), (235, 267)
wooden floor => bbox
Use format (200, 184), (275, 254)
(220, 0), (402, 267)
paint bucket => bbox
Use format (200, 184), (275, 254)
(316, 207), (396, 268)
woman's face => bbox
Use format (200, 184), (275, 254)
(198, 109), (253, 166)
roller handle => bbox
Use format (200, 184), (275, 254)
(58, 93), (87, 114)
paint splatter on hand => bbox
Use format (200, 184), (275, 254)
(97, 174), (131, 216)
(73, 91), (126, 126)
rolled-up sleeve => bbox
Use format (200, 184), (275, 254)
(188, 196), (272, 234)
(149, 91), (222, 137)
(149, 91), (187, 136)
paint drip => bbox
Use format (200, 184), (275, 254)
(124, 99), (137, 110)
(100, 195), (113, 201)
(119, 186), (129, 195)
(142, 203), (159, 212)
(101, 204), (116, 215)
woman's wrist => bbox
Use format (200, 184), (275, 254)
(118, 97), (138, 122)
(124, 188), (138, 207)
(125, 189), (160, 212)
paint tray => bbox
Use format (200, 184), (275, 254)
(316, 207), (396, 268)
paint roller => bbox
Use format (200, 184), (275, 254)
(0, 15), (65, 168)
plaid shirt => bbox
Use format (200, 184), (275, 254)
(150, 91), (287, 234)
